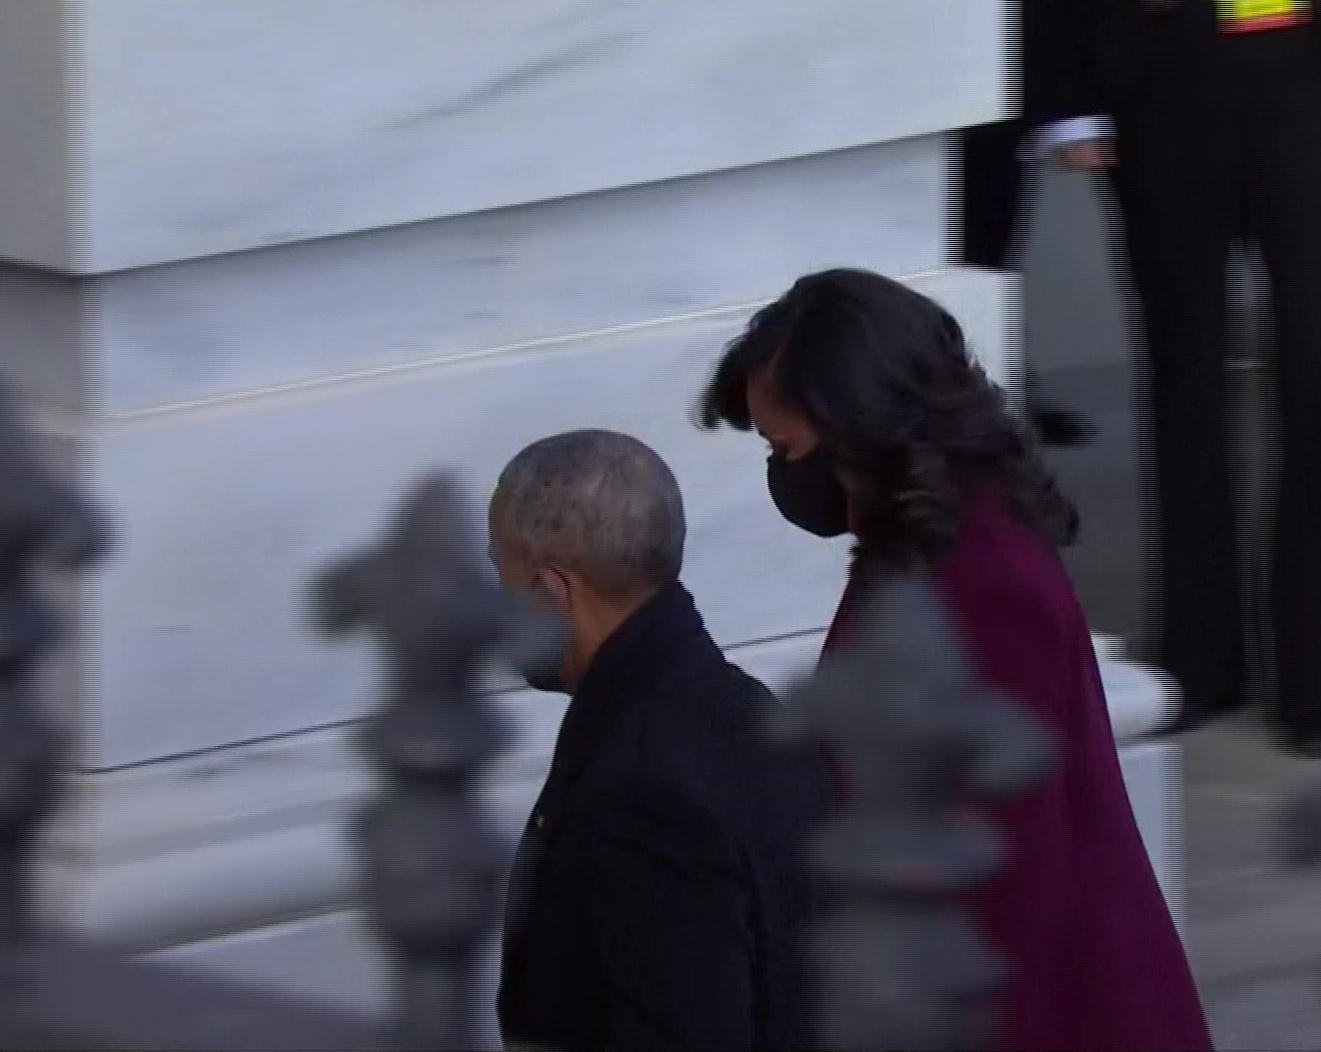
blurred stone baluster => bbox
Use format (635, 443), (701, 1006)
(0, 386), (110, 984)
(310, 473), (564, 1052)
(773, 575), (1055, 1052)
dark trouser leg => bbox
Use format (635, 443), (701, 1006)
(955, 122), (1091, 446)
(1246, 48), (1321, 741)
(1112, 101), (1245, 718)
(956, 121), (1023, 270)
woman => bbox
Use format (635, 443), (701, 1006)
(699, 269), (1210, 1052)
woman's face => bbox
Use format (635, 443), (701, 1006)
(746, 367), (859, 537)
(746, 367), (818, 460)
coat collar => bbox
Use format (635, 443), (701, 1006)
(546, 578), (713, 794)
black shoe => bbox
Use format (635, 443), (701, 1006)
(1281, 724), (1321, 759)
(1029, 398), (1093, 449)
(1162, 688), (1248, 737)
(1162, 707), (1219, 737)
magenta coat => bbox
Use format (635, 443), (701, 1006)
(821, 490), (1212, 1052)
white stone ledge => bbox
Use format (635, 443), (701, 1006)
(5, 134), (952, 417)
(84, 266), (1013, 767)
(55, 0), (1004, 271)
(40, 629), (1175, 951)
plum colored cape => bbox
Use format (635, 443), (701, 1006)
(820, 491), (1212, 1052)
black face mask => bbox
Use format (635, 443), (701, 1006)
(504, 577), (572, 694)
(766, 447), (851, 538)
(519, 652), (568, 695)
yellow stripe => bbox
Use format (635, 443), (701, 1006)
(1220, 0), (1308, 19)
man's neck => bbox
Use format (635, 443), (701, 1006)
(569, 586), (662, 691)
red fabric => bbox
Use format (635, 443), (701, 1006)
(818, 492), (1211, 1052)
(819, 584), (859, 807)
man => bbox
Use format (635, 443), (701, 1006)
(1041, 0), (1321, 750)
(489, 429), (834, 1050)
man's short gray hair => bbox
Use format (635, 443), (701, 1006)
(493, 430), (686, 598)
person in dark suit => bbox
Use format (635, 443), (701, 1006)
(1035, 0), (1321, 750)
(488, 429), (834, 1051)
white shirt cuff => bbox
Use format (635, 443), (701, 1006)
(1023, 116), (1115, 162)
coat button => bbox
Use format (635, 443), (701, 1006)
(535, 813), (544, 829)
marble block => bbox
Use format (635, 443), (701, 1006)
(3, 133), (951, 416)
(43, 0), (1007, 272)
(43, 587), (1173, 960)
(134, 639), (1186, 1040)
(0, 1), (74, 269)
(83, 266), (1014, 768)
(39, 628), (832, 950)
(147, 913), (393, 1029)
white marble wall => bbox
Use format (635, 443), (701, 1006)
(49, 624), (1180, 952)
(0, 0), (1030, 955)
(42, 628), (831, 949)
(92, 135), (951, 413)
(0, 5), (1199, 1027)
(0, 0), (1007, 273)
(31, 263), (1017, 952)
(67, 0), (1005, 272)
(0, 1), (73, 269)
(5, 130), (953, 414)
(89, 266), (1011, 768)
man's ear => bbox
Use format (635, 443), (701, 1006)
(536, 565), (574, 610)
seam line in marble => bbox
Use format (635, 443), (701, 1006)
(25, 266), (957, 437)
(47, 298), (778, 436)
(39, 628), (836, 861)
(72, 624), (833, 778)
(145, 905), (359, 959)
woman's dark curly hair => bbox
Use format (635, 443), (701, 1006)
(698, 268), (1079, 576)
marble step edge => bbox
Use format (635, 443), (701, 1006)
(34, 631), (1174, 952)
(20, 265), (1002, 434)
(32, 628), (821, 951)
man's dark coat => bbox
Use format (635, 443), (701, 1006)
(497, 581), (833, 1051)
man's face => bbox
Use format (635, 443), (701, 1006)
(488, 507), (573, 695)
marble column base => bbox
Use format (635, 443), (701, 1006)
(130, 639), (1183, 1052)
(40, 634), (1180, 951)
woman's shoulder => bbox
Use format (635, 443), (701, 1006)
(931, 492), (1091, 709)
(940, 489), (1079, 612)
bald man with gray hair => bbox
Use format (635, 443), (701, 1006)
(489, 430), (833, 1052)
(489, 429), (687, 692)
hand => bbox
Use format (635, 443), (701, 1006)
(1049, 137), (1118, 172)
